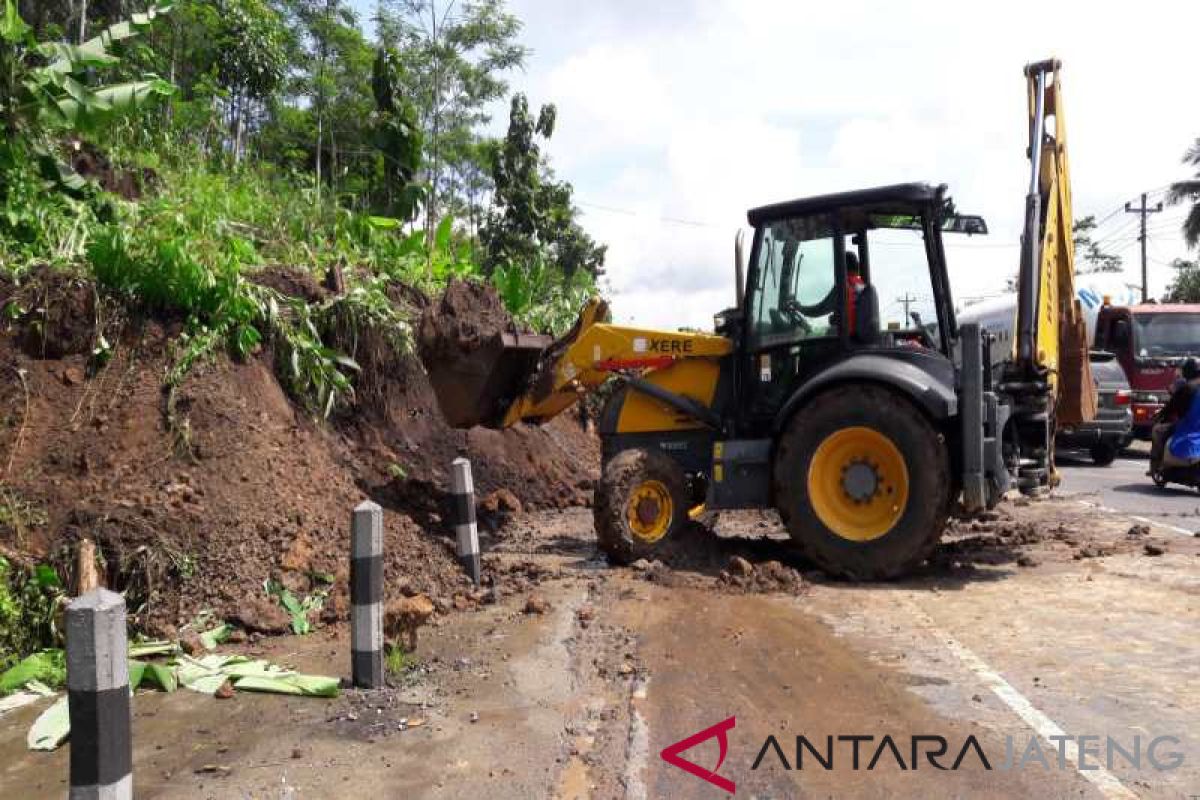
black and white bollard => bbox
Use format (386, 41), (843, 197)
(67, 588), (132, 800)
(350, 500), (384, 688)
(451, 457), (480, 586)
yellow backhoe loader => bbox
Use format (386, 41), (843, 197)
(423, 60), (1094, 579)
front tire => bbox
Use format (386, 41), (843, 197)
(1090, 442), (1117, 466)
(595, 447), (688, 564)
(774, 385), (950, 580)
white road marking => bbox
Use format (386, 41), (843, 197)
(903, 599), (1138, 800)
(624, 703), (650, 800)
(1075, 499), (1196, 537)
(1128, 515), (1195, 537)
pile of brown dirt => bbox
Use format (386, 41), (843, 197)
(248, 266), (330, 304)
(334, 276), (598, 514)
(69, 140), (157, 201)
(0, 270), (599, 637)
(414, 279), (545, 429)
(415, 279), (521, 365)
(6, 265), (104, 360)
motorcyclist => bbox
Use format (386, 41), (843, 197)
(1149, 358), (1200, 470)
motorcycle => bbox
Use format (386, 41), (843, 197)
(1149, 460), (1200, 491)
(1148, 416), (1200, 492)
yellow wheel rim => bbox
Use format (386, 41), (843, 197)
(627, 479), (673, 543)
(806, 426), (909, 542)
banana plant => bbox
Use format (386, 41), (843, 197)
(0, 0), (174, 190)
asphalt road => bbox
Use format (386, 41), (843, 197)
(1056, 440), (1200, 530)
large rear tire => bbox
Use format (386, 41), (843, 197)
(774, 384), (950, 580)
(595, 448), (689, 564)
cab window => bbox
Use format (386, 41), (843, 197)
(853, 224), (943, 351)
(751, 214), (838, 346)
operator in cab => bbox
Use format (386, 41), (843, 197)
(1150, 358), (1200, 469)
(845, 252), (867, 334)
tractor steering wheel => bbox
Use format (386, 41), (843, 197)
(785, 284), (839, 320)
(780, 300), (812, 333)
(910, 312), (936, 349)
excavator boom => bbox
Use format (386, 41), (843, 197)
(1005, 59), (1096, 490)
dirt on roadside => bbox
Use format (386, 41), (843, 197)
(0, 269), (599, 639)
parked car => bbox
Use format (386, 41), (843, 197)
(1055, 351), (1133, 465)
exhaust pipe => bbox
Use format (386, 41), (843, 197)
(734, 230), (746, 310)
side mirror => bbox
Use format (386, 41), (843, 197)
(941, 215), (989, 235)
(734, 230), (746, 311)
(1111, 319), (1130, 349)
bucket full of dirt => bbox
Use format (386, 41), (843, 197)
(416, 280), (551, 429)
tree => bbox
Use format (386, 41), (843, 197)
(288, 0), (359, 202)
(482, 93), (605, 278)
(370, 47), (423, 220)
(379, 0), (528, 239)
(1163, 258), (1200, 302)
(0, 0), (174, 188)
(211, 0), (287, 164)
(1073, 215), (1122, 274)
(1168, 138), (1200, 249)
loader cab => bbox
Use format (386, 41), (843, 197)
(739, 183), (972, 431)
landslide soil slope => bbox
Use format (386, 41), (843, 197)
(0, 269), (598, 635)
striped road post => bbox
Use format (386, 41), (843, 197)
(350, 500), (384, 688)
(451, 457), (481, 586)
(67, 588), (132, 800)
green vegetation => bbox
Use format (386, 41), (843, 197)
(385, 642), (413, 676)
(1163, 258), (1200, 303)
(0, 557), (63, 673)
(1073, 215), (1123, 274)
(0, 487), (47, 545)
(0, 1), (173, 192)
(1168, 139), (1200, 249)
(0, 0), (604, 668)
(0, 0), (605, 415)
(0, 648), (65, 694)
(264, 579), (326, 635)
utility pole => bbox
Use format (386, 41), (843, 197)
(897, 293), (917, 321)
(1125, 192), (1164, 302)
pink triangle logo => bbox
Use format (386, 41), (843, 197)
(660, 716), (737, 793)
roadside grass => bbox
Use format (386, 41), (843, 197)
(0, 556), (63, 673)
(385, 642), (414, 677)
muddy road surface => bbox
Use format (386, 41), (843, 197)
(1, 499), (1196, 799)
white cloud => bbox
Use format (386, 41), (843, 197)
(504, 0), (1200, 325)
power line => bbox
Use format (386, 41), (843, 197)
(1145, 218), (1190, 235)
(575, 200), (721, 229)
(1092, 216), (1141, 246)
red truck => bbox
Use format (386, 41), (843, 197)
(1091, 302), (1200, 438)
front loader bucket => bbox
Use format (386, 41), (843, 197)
(425, 331), (553, 429)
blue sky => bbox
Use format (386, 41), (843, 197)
(350, 0), (1200, 328)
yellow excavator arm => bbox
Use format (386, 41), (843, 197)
(499, 298), (733, 427)
(1013, 59), (1096, 426)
